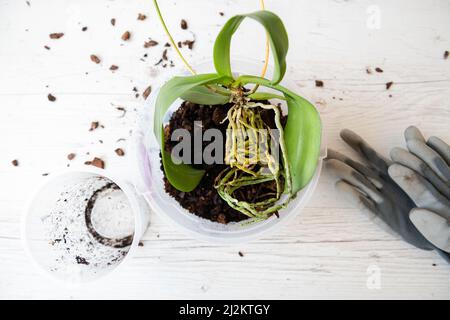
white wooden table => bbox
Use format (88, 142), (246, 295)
(1, 0), (449, 299)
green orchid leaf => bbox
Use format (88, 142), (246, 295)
(154, 73), (231, 192)
(283, 94), (322, 193)
(247, 91), (286, 101)
(213, 10), (289, 85)
(180, 85), (231, 105)
(161, 149), (205, 192)
(238, 75), (322, 194)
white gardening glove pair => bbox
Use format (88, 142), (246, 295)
(326, 126), (450, 262)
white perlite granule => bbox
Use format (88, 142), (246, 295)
(40, 176), (134, 282)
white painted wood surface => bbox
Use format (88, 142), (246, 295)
(1, 0), (449, 299)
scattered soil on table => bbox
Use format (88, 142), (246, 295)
(161, 101), (287, 224)
(115, 148), (125, 156)
(178, 39), (195, 50)
(90, 54), (101, 64)
(47, 93), (56, 102)
(85, 157), (105, 169)
(49, 32), (64, 39)
(180, 19), (188, 30)
(386, 81), (394, 90)
(89, 121), (99, 131)
(121, 31), (131, 41)
(144, 40), (158, 48)
(143, 85), (152, 99)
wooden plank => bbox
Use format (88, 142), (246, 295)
(0, 0), (449, 299)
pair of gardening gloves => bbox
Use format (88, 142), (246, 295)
(326, 126), (450, 262)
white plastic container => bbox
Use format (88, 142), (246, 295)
(133, 59), (326, 243)
(22, 167), (150, 284)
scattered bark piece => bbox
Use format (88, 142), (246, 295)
(49, 32), (64, 39)
(89, 121), (99, 131)
(121, 31), (131, 41)
(76, 256), (89, 265)
(111, 18), (116, 26)
(444, 50), (449, 59)
(238, 251), (244, 257)
(162, 49), (168, 61)
(84, 157), (104, 169)
(375, 67), (383, 73)
(180, 19), (188, 30)
(116, 106), (126, 117)
(217, 213), (227, 224)
(47, 93), (56, 102)
(143, 85), (152, 100)
(219, 12), (224, 16)
(90, 54), (101, 64)
(315, 80), (324, 87)
(110, 64), (119, 71)
(44, 45), (50, 50)
(138, 241), (144, 247)
(81, 26), (88, 32)
(115, 148), (125, 156)
(182, 40), (195, 50)
(137, 13), (146, 21)
(386, 81), (394, 90)
(144, 40), (158, 48)
(67, 153), (76, 160)
(11, 159), (19, 167)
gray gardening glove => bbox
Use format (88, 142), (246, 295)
(326, 129), (450, 262)
(389, 126), (450, 253)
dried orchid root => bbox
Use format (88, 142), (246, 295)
(215, 97), (293, 219)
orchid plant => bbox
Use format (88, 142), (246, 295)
(153, 0), (322, 220)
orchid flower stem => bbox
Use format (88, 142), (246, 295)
(154, 0), (269, 95)
(249, 0), (270, 94)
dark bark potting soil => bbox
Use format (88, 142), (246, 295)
(161, 100), (287, 224)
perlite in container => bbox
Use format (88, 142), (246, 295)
(22, 169), (148, 283)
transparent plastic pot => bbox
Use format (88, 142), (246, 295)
(21, 167), (150, 284)
(133, 58), (326, 244)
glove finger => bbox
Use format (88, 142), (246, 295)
(410, 208), (450, 253)
(388, 164), (450, 217)
(325, 158), (383, 203)
(340, 129), (392, 174)
(390, 147), (450, 199)
(335, 180), (397, 237)
(407, 139), (450, 184)
(427, 136), (450, 167)
(405, 125), (426, 143)
(327, 149), (382, 188)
